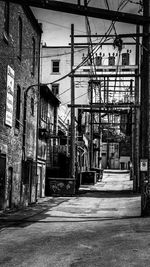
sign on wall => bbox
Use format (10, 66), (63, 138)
(5, 65), (15, 127)
(140, 159), (148, 172)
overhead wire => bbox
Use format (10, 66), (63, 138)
(10, 0), (138, 106)
(62, 0), (132, 113)
(104, 0), (117, 36)
(38, 18), (87, 33)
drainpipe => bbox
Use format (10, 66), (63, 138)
(22, 83), (39, 203)
(35, 36), (42, 201)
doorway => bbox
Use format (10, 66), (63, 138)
(37, 166), (43, 198)
(0, 154), (6, 209)
(8, 167), (13, 208)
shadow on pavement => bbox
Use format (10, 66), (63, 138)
(0, 189), (141, 230)
(78, 190), (140, 198)
(0, 214), (143, 230)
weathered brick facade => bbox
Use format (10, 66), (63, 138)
(0, 1), (41, 209)
(37, 84), (60, 198)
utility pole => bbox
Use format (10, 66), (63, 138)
(98, 83), (102, 169)
(133, 25), (140, 192)
(141, 0), (150, 167)
(106, 77), (109, 169)
(90, 81), (94, 169)
(70, 24), (75, 179)
(140, 0), (150, 214)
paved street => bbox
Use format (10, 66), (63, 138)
(0, 170), (148, 267)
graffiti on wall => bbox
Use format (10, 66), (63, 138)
(49, 179), (74, 195)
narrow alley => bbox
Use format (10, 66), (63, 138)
(0, 170), (145, 267)
(0, 1), (150, 266)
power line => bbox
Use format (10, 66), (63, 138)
(61, 0), (134, 106)
(0, 47), (88, 59)
(38, 19), (87, 33)
(59, 87), (71, 96)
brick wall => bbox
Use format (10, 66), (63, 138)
(0, 2), (41, 208)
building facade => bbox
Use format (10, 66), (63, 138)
(37, 84), (60, 198)
(0, 1), (42, 209)
(40, 45), (89, 114)
(40, 45), (90, 177)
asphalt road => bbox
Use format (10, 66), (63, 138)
(0, 171), (148, 267)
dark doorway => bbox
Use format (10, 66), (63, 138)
(22, 159), (37, 204)
(8, 167), (13, 208)
(0, 154), (6, 209)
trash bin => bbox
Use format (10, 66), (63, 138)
(81, 171), (97, 185)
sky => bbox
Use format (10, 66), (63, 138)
(31, 0), (142, 46)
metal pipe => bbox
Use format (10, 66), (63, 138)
(70, 24), (75, 179)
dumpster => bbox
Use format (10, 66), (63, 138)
(46, 177), (75, 196)
(91, 168), (103, 181)
(81, 171), (97, 185)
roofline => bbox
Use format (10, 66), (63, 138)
(22, 5), (42, 34)
(40, 84), (60, 105)
(42, 45), (88, 49)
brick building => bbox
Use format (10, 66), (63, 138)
(37, 84), (60, 198)
(0, 1), (42, 209)
(40, 46), (90, 177)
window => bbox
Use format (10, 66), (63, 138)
(108, 56), (115, 66)
(52, 84), (59, 95)
(95, 56), (102, 66)
(40, 97), (48, 123)
(15, 85), (21, 129)
(4, 1), (9, 37)
(31, 37), (36, 75)
(122, 53), (129, 66)
(18, 17), (22, 59)
(52, 60), (60, 73)
(31, 97), (34, 116)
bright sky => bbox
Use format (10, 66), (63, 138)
(31, 0), (142, 46)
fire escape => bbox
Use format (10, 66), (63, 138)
(70, 25), (140, 189)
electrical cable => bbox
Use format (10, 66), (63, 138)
(61, 0), (133, 121)
(104, 0), (117, 36)
(60, 109), (71, 123)
(38, 18), (87, 33)
(61, 1), (131, 105)
(10, 0), (137, 105)
(59, 87), (71, 96)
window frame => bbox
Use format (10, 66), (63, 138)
(31, 97), (34, 116)
(52, 60), (60, 74)
(31, 37), (36, 76)
(52, 83), (59, 96)
(18, 16), (23, 60)
(3, 1), (10, 41)
(40, 97), (48, 123)
(15, 85), (21, 129)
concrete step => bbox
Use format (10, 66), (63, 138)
(103, 169), (130, 174)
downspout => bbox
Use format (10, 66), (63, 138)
(21, 84), (33, 203)
(21, 28), (42, 203)
(35, 32), (42, 200)
(20, 88), (27, 203)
